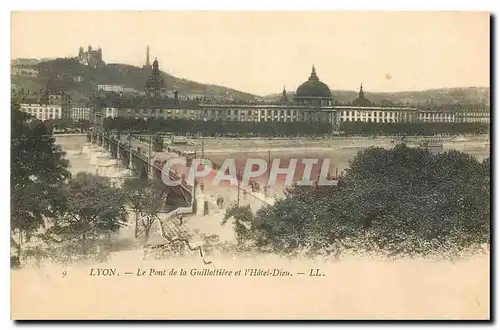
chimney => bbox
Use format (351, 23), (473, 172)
(174, 90), (178, 100)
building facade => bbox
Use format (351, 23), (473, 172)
(20, 103), (63, 121)
(70, 103), (92, 121)
(11, 65), (39, 78)
(92, 61), (491, 127)
(19, 91), (72, 121)
(97, 84), (124, 93)
(454, 108), (491, 123)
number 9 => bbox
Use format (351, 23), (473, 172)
(62, 270), (67, 278)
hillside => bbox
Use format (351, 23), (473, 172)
(11, 57), (261, 102)
(265, 87), (490, 106)
(12, 57), (490, 105)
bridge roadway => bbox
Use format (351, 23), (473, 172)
(92, 132), (273, 213)
(90, 132), (192, 198)
(123, 135), (274, 212)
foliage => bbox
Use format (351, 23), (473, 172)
(104, 117), (333, 137)
(243, 144), (490, 258)
(42, 173), (128, 250)
(122, 178), (170, 241)
(17, 58), (259, 101)
(45, 118), (92, 132)
(102, 117), (489, 137)
(11, 104), (71, 254)
(222, 204), (255, 244)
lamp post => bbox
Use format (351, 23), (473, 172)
(237, 168), (241, 207)
(201, 117), (207, 160)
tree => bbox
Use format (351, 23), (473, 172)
(222, 204), (255, 244)
(42, 173), (128, 253)
(245, 144), (490, 257)
(11, 104), (71, 262)
(123, 178), (170, 242)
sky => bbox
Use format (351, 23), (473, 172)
(11, 11), (490, 96)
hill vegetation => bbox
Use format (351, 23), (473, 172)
(12, 57), (261, 102)
(13, 57), (490, 105)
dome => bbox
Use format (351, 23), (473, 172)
(295, 65), (332, 98)
(351, 83), (373, 106)
(352, 97), (372, 107)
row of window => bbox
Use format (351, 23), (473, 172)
(105, 107), (489, 117)
(108, 108), (322, 117)
(23, 107), (60, 113)
(340, 118), (400, 123)
(420, 113), (454, 117)
(102, 107), (490, 123)
(29, 113), (59, 120)
(341, 111), (411, 117)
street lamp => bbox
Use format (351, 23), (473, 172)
(202, 117), (207, 160)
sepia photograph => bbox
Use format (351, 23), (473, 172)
(10, 10), (491, 320)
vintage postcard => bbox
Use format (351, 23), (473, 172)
(10, 11), (490, 320)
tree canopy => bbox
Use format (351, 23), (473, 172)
(103, 117), (489, 137)
(233, 144), (490, 257)
(122, 178), (170, 241)
(42, 173), (128, 249)
(11, 104), (71, 237)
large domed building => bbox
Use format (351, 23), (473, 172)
(91, 58), (431, 130)
(293, 65), (334, 106)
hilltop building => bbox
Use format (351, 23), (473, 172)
(78, 45), (104, 68)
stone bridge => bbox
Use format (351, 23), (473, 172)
(87, 131), (194, 209)
(87, 131), (275, 216)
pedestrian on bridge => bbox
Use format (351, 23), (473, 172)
(177, 213), (184, 226)
(216, 196), (224, 209)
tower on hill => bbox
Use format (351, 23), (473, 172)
(145, 57), (165, 97)
(143, 45), (151, 69)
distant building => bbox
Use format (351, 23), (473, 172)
(20, 103), (63, 121)
(11, 58), (39, 66)
(454, 107), (490, 124)
(97, 84), (124, 93)
(90, 63), (490, 128)
(78, 45), (104, 68)
(145, 57), (165, 97)
(122, 87), (140, 94)
(11, 65), (39, 78)
(418, 110), (456, 123)
(19, 90), (72, 121)
(351, 83), (373, 107)
(70, 103), (91, 121)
